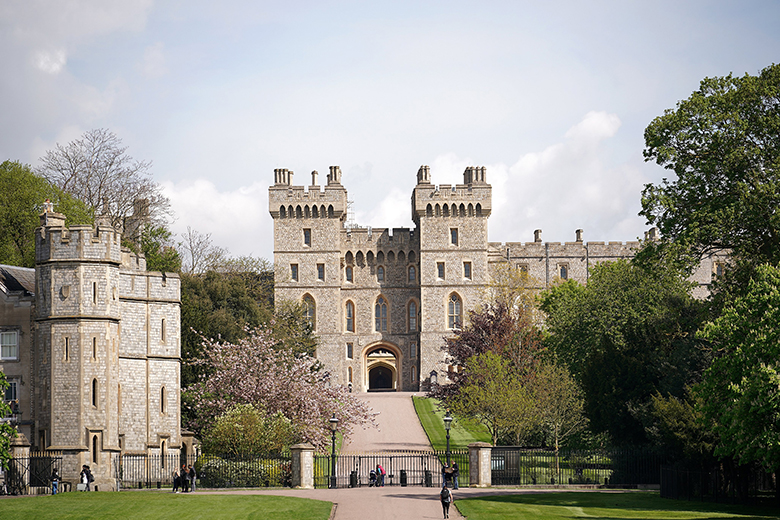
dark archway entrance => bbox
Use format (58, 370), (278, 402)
(368, 365), (394, 391)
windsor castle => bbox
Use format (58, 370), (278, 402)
(269, 165), (726, 393)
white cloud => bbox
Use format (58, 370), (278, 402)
(162, 178), (272, 260)
(33, 49), (67, 74)
(140, 42), (167, 78)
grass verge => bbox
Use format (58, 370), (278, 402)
(455, 491), (780, 520)
(413, 395), (491, 451)
(0, 491), (332, 520)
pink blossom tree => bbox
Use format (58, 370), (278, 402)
(184, 327), (374, 452)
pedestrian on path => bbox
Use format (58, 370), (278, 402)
(440, 483), (453, 518)
(452, 462), (459, 489)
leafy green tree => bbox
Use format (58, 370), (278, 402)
(0, 372), (16, 470)
(0, 160), (92, 267)
(448, 352), (534, 446)
(122, 225), (182, 273)
(648, 390), (715, 467)
(641, 64), (780, 292)
(539, 259), (708, 445)
(695, 264), (780, 472)
(201, 403), (295, 456)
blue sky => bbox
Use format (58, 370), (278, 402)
(1, 1), (778, 260)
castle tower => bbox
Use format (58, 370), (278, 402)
(412, 166), (492, 386)
(33, 204), (181, 490)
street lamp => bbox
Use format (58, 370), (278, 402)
(443, 410), (453, 466)
(329, 414), (339, 489)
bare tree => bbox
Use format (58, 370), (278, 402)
(37, 128), (170, 239)
(180, 226), (227, 274)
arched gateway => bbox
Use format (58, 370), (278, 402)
(364, 345), (401, 392)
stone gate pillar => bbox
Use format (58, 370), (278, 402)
(468, 442), (492, 487)
(10, 433), (31, 492)
(291, 443), (315, 489)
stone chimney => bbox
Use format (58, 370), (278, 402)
(534, 229), (542, 243)
(39, 199), (65, 228)
(417, 165), (431, 185)
(575, 229), (583, 242)
(311, 170), (319, 186)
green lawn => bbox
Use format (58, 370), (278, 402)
(455, 491), (780, 520)
(0, 491), (332, 520)
(413, 396), (492, 451)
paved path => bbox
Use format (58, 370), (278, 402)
(342, 392), (431, 452)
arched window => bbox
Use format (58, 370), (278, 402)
(296, 205), (303, 218)
(426, 204), (433, 217)
(408, 301), (417, 332)
(408, 265), (416, 282)
(377, 266), (384, 281)
(375, 297), (388, 332)
(305, 205), (311, 218)
(476, 203), (482, 217)
(312, 205), (319, 218)
(303, 295), (316, 331)
(92, 378), (98, 407)
(92, 435), (98, 464)
(346, 301), (355, 332)
(161, 386), (166, 414)
(280, 206), (286, 218)
(448, 293), (462, 329)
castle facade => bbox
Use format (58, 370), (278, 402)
(0, 205), (183, 490)
(268, 165), (726, 393)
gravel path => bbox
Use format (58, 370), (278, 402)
(342, 392), (432, 452)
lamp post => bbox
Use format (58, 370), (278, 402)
(329, 414), (339, 489)
(443, 410), (453, 466)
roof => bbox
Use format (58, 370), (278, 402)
(0, 264), (35, 296)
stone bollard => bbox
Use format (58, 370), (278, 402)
(468, 442), (492, 488)
(291, 443), (315, 489)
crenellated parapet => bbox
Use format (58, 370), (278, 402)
(412, 166), (492, 223)
(269, 166), (349, 220)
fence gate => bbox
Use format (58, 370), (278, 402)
(3, 452), (63, 495)
(314, 450), (468, 489)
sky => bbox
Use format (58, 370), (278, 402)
(1, 1), (779, 261)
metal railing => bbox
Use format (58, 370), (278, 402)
(2, 452), (63, 495)
(490, 447), (663, 487)
(114, 453), (292, 489)
(661, 465), (775, 505)
(314, 449), (469, 489)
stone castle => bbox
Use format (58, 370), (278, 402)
(0, 204), (185, 490)
(269, 165), (726, 393)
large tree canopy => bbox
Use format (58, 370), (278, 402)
(641, 64), (780, 274)
(696, 264), (780, 472)
(0, 160), (92, 267)
(539, 259), (708, 445)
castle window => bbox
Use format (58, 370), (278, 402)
(426, 204), (433, 217)
(291, 264), (298, 281)
(375, 297), (388, 332)
(92, 281), (97, 304)
(476, 203), (482, 217)
(448, 293), (462, 329)
(558, 264), (568, 280)
(92, 435), (98, 464)
(161, 318), (166, 344)
(346, 301), (355, 332)
(317, 263), (325, 281)
(408, 265), (416, 282)
(92, 378), (98, 408)
(347, 342), (353, 359)
(280, 206), (286, 218)
(377, 266), (384, 281)
(464, 262), (472, 280)
(1, 331), (18, 360)
(348, 366), (353, 383)
(312, 205), (319, 218)
(161, 440), (166, 468)
(346, 266), (353, 282)
(161, 387), (166, 415)
(437, 262), (445, 280)
(713, 261), (726, 278)
(443, 205), (450, 217)
(304, 205), (311, 218)
(118, 384), (122, 417)
(64, 337), (70, 362)
(410, 341), (417, 359)
(303, 295), (316, 331)
(328, 205), (334, 218)
(411, 365), (417, 383)
(4, 379), (17, 402)
(92, 337), (97, 360)
(450, 228), (458, 246)
(296, 206), (303, 218)
(408, 301), (417, 332)
(303, 228), (311, 246)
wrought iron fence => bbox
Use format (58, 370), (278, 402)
(660, 465), (776, 505)
(491, 447), (663, 487)
(314, 449), (469, 489)
(2, 452), (63, 495)
(113, 453), (292, 489)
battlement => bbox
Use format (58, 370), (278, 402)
(269, 166), (348, 220)
(342, 227), (418, 248)
(412, 165), (492, 221)
(35, 219), (123, 265)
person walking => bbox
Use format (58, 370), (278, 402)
(172, 467), (181, 493)
(51, 468), (60, 495)
(440, 483), (453, 518)
(188, 465), (197, 492)
(80, 465), (93, 491)
(452, 462), (459, 490)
